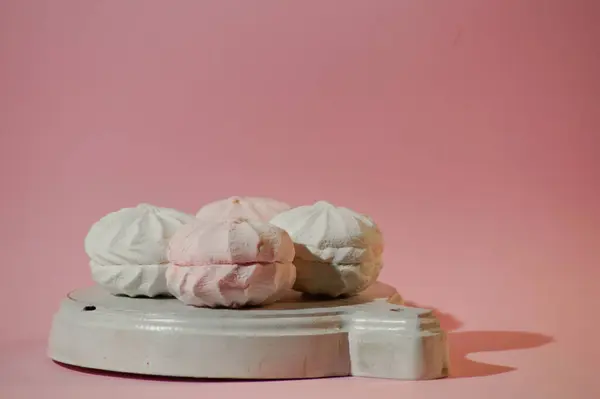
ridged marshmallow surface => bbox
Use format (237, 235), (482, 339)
(195, 196), (290, 222)
(168, 218), (295, 266)
(166, 262), (296, 308)
(293, 257), (383, 297)
(166, 218), (296, 308)
(84, 203), (195, 297)
(269, 201), (383, 264)
(269, 201), (383, 297)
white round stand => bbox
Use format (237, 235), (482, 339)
(48, 282), (449, 380)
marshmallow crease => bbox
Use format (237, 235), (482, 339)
(166, 218), (296, 308)
(166, 262), (296, 308)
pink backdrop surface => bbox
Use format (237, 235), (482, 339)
(1, 0), (599, 398)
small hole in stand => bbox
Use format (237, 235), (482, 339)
(83, 306), (96, 311)
(390, 308), (403, 312)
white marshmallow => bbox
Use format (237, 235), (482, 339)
(270, 201), (384, 297)
(84, 203), (195, 297)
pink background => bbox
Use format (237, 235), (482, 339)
(1, 0), (599, 397)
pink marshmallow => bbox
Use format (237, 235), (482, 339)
(166, 218), (297, 308)
(166, 262), (296, 308)
(195, 196), (290, 222)
(168, 218), (295, 266)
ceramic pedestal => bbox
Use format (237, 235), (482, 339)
(48, 282), (449, 380)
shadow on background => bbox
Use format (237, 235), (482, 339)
(447, 330), (553, 378)
(404, 300), (554, 378)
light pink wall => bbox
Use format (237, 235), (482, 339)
(1, 0), (598, 355)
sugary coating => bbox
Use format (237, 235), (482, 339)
(166, 262), (296, 308)
(168, 218), (295, 266)
(84, 203), (195, 297)
(292, 257), (383, 297)
(269, 201), (383, 264)
(90, 263), (168, 297)
(195, 196), (290, 223)
(270, 201), (384, 297)
(166, 217), (297, 307)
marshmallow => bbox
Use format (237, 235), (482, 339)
(166, 218), (296, 308)
(166, 262), (296, 308)
(84, 203), (195, 297)
(292, 257), (383, 298)
(270, 201), (383, 297)
(195, 196), (290, 223)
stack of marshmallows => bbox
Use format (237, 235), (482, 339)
(84, 197), (384, 308)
